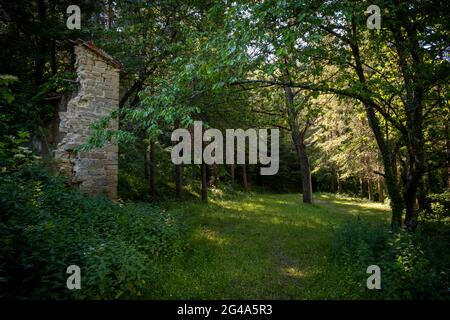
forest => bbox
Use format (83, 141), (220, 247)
(0, 0), (449, 300)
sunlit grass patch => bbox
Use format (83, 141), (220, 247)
(282, 266), (306, 279)
(150, 192), (391, 299)
(194, 227), (230, 246)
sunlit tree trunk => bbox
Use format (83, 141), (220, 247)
(337, 171), (342, 194)
(348, 28), (403, 230)
(378, 178), (384, 203)
(284, 86), (313, 204)
(359, 177), (364, 198)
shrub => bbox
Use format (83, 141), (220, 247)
(331, 217), (450, 300)
(379, 231), (444, 299)
(118, 171), (148, 201)
(428, 191), (450, 216)
(330, 219), (388, 298)
(0, 164), (183, 299)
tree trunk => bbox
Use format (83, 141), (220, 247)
(230, 163), (235, 185)
(201, 162), (208, 202)
(331, 171), (336, 193)
(367, 178), (372, 201)
(403, 187), (418, 230)
(359, 177), (364, 198)
(390, 21), (426, 231)
(378, 178), (384, 203)
(191, 165), (196, 181)
(298, 142), (313, 203)
(107, 0), (113, 29)
(363, 105), (403, 229)
(242, 163), (248, 191)
(146, 141), (156, 198)
(51, 39), (57, 76)
(402, 146), (424, 231)
(210, 163), (218, 186)
(446, 120), (450, 189)
(144, 151), (148, 180)
(337, 171), (342, 194)
(348, 28), (404, 230)
(35, 0), (47, 85)
(175, 164), (182, 199)
(283, 85), (313, 204)
(417, 174), (430, 213)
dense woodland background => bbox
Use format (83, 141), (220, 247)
(0, 0), (449, 299)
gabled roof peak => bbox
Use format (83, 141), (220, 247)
(70, 39), (123, 69)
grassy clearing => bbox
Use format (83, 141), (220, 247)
(147, 192), (390, 299)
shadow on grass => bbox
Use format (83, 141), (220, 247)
(149, 192), (391, 299)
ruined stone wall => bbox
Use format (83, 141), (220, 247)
(54, 43), (119, 199)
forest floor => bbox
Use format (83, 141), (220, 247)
(149, 192), (390, 299)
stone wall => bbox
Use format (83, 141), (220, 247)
(54, 41), (120, 199)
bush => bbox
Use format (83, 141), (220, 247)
(426, 191), (450, 217)
(330, 219), (388, 298)
(0, 164), (183, 299)
(331, 217), (450, 300)
(379, 231), (444, 299)
(118, 171), (148, 201)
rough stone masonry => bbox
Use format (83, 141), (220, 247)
(54, 39), (121, 199)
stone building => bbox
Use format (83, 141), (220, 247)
(54, 39), (121, 199)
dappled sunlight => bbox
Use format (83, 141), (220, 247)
(316, 193), (390, 211)
(292, 216), (330, 229)
(282, 266), (306, 279)
(331, 199), (389, 211)
(269, 216), (283, 225)
(213, 199), (266, 213)
(200, 194), (391, 238)
(210, 187), (225, 197)
(194, 227), (230, 246)
(252, 196), (290, 205)
(156, 192), (398, 299)
(205, 193), (385, 230)
(201, 206), (332, 231)
(3, 0), (446, 300)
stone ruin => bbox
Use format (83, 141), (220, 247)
(54, 39), (121, 199)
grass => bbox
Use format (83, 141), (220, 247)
(146, 192), (391, 299)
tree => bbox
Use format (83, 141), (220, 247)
(216, 0), (449, 230)
(313, 97), (384, 201)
